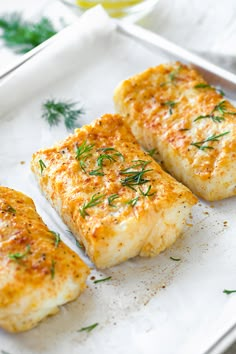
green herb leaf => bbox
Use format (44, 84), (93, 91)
(78, 323), (99, 333)
(194, 115), (225, 123)
(97, 154), (116, 167)
(179, 128), (190, 131)
(50, 231), (61, 248)
(76, 239), (84, 249)
(0, 13), (57, 53)
(79, 193), (104, 218)
(50, 259), (56, 279)
(120, 162), (152, 191)
(94, 276), (112, 284)
(194, 83), (211, 89)
(108, 194), (119, 207)
(8, 245), (30, 261)
(170, 256), (181, 261)
(75, 140), (94, 173)
(39, 159), (46, 174)
(139, 185), (155, 197)
(89, 167), (104, 176)
(223, 289), (236, 295)
(146, 148), (157, 157)
(191, 131), (230, 151)
(217, 89), (225, 96)
(98, 147), (124, 161)
(5, 205), (16, 214)
(42, 99), (84, 130)
(126, 196), (139, 207)
(161, 101), (176, 115)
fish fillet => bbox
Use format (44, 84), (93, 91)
(0, 186), (89, 333)
(31, 114), (197, 269)
(114, 62), (236, 201)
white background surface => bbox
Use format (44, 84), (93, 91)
(0, 2), (236, 354)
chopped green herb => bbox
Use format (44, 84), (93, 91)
(194, 83), (211, 89)
(120, 162), (152, 191)
(108, 194), (119, 207)
(94, 276), (112, 284)
(39, 159), (46, 174)
(223, 289), (236, 295)
(126, 196), (139, 207)
(42, 99), (84, 130)
(217, 89), (225, 96)
(50, 259), (56, 279)
(120, 160), (151, 172)
(89, 167), (104, 176)
(50, 231), (61, 248)
(75, 140), (94, 172)
(79, 193), (104, 218)
(78, 323), (99, 333)
(147, 148), (157, 157)
(179, 128), (190, 131)
(5, 205), (16, 214)
(194, 115), (225, 123)
(194, 100), (236, 124)
(0, 13), (57, 53)
(76, 239), (84, 249)
(170, 256), (181, 261)
(97, 154), (116, 167)
(191, 131), (230, 151)
(8, 245), (30, 261)
(98, 147), (124, 161)
(162, 101), (176, 115)
(139, 185), (155, 197)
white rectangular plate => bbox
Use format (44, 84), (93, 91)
(0, 7), (236, 354)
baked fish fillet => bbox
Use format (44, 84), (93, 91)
(0, 186), (89, 333)
(114, 62), (236, 201)
(31, 114), (197, 269)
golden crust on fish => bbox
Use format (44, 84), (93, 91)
(114, 62), (236, 201)
(31, 114), (197, 269)
(0, 186), (89, 333)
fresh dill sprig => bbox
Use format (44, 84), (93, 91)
(8, 245), (30, 261)
(194, 100), (236, 123)
(120, 161), (152, 191)
(50, 259), (56, 279)
(194, 114), (225, 123)
(42, 99), (84, 130)
(94, 276), (112, 284)
(108, 194), (119, 207)
(139, 185), (155, 197)
(191, 131), (230, 151)
(78, 323), (99, 333)
(161, 101), (176, 115)
(89, 167), (104, 176)
(126, 196), (139, 207)
(147, 148), (157, 157)
(97, 154), (116, 167)
(75, 140), (94, 173)
(79, 193), (104, 218)
(97, 148), (124, 163)
(0, 13), (57, 53)
(223, 289), (236, 295)
(5, 205), (16, 214)
(50, 231), (61, 248)
(39, 159), (46, 174)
